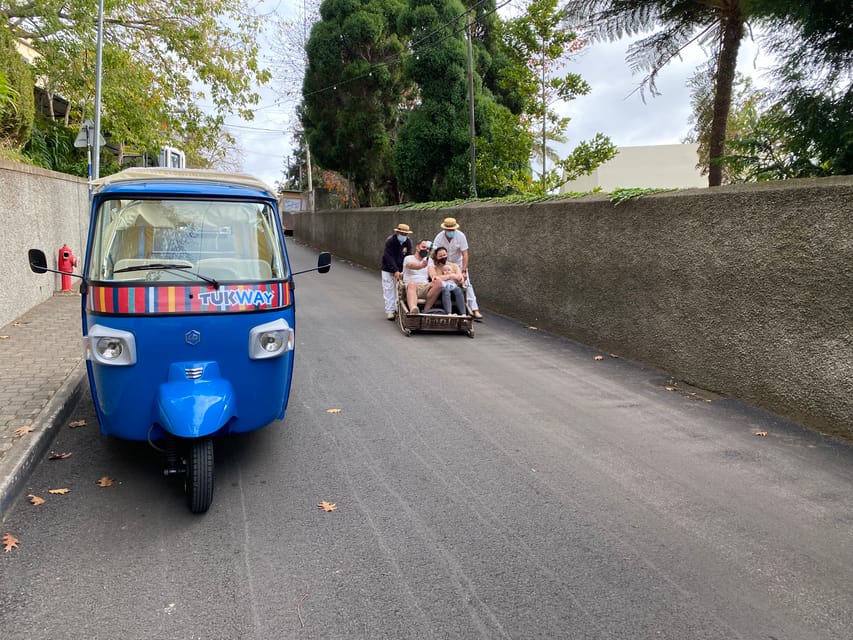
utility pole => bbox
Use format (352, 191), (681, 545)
(92, 0), (105, 180)
(540, 36), (547, 195)
(466, 12), (477, 199)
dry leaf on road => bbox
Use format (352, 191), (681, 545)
(2, 533), (19, 552)
(754, 431), (768, 437)
(593, 355), (604, 361)
(48, 488), (71, 495)
(0, 335), (10, 340)
(49, 452), (73, 460)
(68, 419), (87, 428)
(14, 426), (34, 437)
(96, 477), (113, 487)
(326, 408), (342, 414)
(28, 495), (46, 506)
(318, 501), (337, 512)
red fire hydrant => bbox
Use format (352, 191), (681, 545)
(58, 244), (78, 292)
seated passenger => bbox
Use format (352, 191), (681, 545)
(429, 246), (466, 315)
(402, 239), (442, 315)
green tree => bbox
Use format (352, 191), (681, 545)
(302, 0), (410, 205)
(394, 0), (531, 200)
(749, 0), (852, 177)
(502, 0), (615, 193)
(563, 0), (759, 187)
(0, 25), (35, 149)
(684, 64), (763, 183)
(2, 0), (270, 171)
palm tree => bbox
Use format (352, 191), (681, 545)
(563, 0), (752, 187)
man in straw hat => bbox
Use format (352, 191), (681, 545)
(381, 223), (414, 320)
(432, 217), (483, 320)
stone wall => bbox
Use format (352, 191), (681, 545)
(294, 177), (853, 439)
(0, 160), (90, 327)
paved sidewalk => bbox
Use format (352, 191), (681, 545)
(0, 293), (87, 520)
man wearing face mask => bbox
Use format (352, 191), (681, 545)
(432, 217), (482, 320)
(402, 239), (443, 315)
(381, 223), (414, 320)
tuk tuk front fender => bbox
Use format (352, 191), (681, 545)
(156, 362), (236, 438)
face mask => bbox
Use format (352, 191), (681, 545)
(418, 249), (429, 258)
(397, 235), (408, 243)
(445, 231), (456, 239)
(436, 257), (447, 265)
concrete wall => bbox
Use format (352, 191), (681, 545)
(294, 177), (853, 439)
(0, 160), (90, 327)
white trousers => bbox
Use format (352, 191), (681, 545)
(381, 270), (397, 313)
(464, 273), (479, 310)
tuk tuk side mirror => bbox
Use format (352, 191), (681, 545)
(28, 249), (48, 274)
(317, 252), (331, 274)
(290, 252), (332, 276)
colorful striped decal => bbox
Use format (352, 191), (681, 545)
(87, 282), (290, 315)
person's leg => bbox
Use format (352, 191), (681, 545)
(423, 279), (443, 310)
(441, 285), (452, 314)
(451, 286), (466, 315)
(382, 271), (396, 317)
(465, 274), (482, 318)
(406, 282), (419, 313)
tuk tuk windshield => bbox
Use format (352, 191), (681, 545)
(87, 198), (288, 283)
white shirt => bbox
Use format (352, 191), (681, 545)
(432, 230), (469, 268)
(402, 254), (429, 283)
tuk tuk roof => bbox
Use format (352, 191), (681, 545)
(93, 168), (277, 199)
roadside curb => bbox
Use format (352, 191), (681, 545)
(0, 361), (87, 522)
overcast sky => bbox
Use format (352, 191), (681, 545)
(224, 2), (775, 189)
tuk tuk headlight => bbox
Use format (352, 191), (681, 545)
(249, 318), (294, 360)
(84, 325), (137, 366)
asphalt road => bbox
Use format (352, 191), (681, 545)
(2, 240), (852, 640)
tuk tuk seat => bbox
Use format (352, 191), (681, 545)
(196, 258), (273, 280)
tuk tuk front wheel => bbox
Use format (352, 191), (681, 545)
(186, 437), (214, 513)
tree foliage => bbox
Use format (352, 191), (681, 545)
(0, 25), (35, 149)
(302, 0), (410, 205)
(1, 0), (270, 170)
(748, 0), (852, 178)
(501, 0), (615, 193)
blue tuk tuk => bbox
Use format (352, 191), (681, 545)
(29, 168), (330, 512)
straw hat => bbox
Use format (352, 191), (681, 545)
(440, 217), (460, 230)
(394, 223), (413, 235)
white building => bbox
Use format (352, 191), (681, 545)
(560, 143), (707, 193)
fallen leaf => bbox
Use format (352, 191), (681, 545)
(96, 477), (113, 487)
(318, 501), (337, 512)
(526, 325), (538, 330)
(326, 408), (342, 414)
(14, 426), (34, 437)
(12, 322), (22, 327)
(48, 488), (71, 495)
(28, 495), (46, 506)
(593, 355), (604, 361)
(68, 419), (87, 428)
(49, 452), (73, 460)
(0, 335), (10, 340)
(2, 533), (19, 552)
(754, 431), (768, 437)
(664, 386), (677, 392)
(609, 353), (619, 359)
